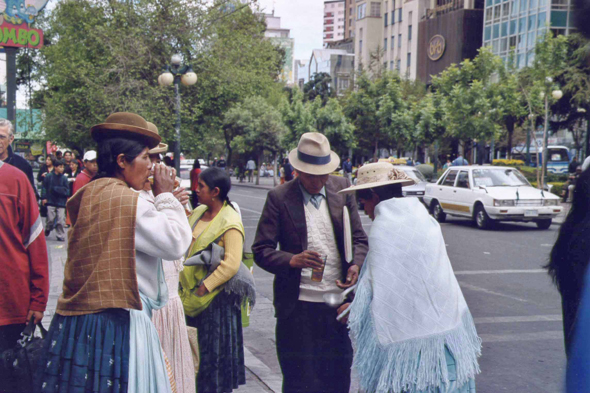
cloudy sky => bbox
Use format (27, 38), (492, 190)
(257, 0), (324, 62)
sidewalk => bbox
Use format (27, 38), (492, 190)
(231, 176), (276, 190)
(43, 235), (282, 392)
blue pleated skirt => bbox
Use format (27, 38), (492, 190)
(34, 309), (130, 393)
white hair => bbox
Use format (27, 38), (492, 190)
(0, 118), (14, 136)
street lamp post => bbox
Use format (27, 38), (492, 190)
(526, 113), (534, 167)
(158, 54), (198, 173)
(540, 80), (563, 189)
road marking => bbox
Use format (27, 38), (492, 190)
(458, 282), (531, 303)
(239, 207), (263, 215)
(480, 331), (563, 343)
(474, 315), (562, 324)
(230, 192), (267, 201)
(483, 252), (491, 255)
(541, 244), (553, 247)
(455, 269), (545, 275)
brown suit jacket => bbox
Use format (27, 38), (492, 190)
(252, 176), (368, 319)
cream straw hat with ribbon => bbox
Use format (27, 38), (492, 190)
(288, 132), (340, 175)
(339, 162), (415, 194)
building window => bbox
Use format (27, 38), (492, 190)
(384, 38), (388, 49)
(360, 39), (363, 53)
(396, 59), (401, 70)
(408, 25), (412, 41)
(390, 60), (394, 70)
(384, 12), (388, 26)
(370, 2), (381, 17)
(357, 3), (367, 20)
(398, 8), (402, 22)
(407, 53), (411, 68)
(502, 3), (509, 17)
(391, 10), (395, 24)
(391, 35), (395, 49)
(398, 34), (402, 47)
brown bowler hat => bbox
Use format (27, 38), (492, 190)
(91, 112), (161, 149)
(146, 122), (168, 154)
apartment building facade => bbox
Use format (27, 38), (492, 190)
(324, 1), (347, 45)
(482, 0), (574, 68)
(263, 13), (295, 84)
(344, 0), (356, 38)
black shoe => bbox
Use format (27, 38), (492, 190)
(57, 237), (65, 242)
(45, 228), (50, 237)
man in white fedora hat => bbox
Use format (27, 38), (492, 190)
(252, 132), (368, 393)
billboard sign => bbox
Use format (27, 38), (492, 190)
(0, 0), (48, 48)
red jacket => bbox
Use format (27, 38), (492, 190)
(72, 169), (94, 194)
(0, 162), (49, 325)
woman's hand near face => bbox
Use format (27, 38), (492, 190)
(152, 163), (175, 196)
(173, 188), (190, 206)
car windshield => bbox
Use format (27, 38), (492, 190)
(402, 168), (426, 182)
(179, 167), (190, 180)
(472, 168), (529, 187)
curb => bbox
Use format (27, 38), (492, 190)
(243, 347), (282, 392)
(231, 182), (274, 191)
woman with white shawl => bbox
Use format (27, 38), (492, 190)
(338, 163), (481, 393)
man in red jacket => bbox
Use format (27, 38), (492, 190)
(0, 161), (49, 353)
(72, 150), (98, 194)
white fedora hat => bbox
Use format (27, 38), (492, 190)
(288, 132), (340, 175)
(339, 162), (415, 194)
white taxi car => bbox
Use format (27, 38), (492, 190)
(424, 166), (562, 230)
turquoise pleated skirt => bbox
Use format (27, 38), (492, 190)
(34, 309), (130, 393)
(410, 347), (476, 393)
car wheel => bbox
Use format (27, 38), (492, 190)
(536, 219), (552, 230)
(475, 205), (494, 230)
(432, 201), (446, 223)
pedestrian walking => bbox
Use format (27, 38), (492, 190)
(0, 118), (37, 196)
(283, 158), (294, 182)
(343, 157), (353, 183)
(141, 128), (196, 393)
(246, 157), (256, 182)
(34, 112), (193, 393)
(0, 161), (49, 356)
(41, 159), (70, 241)
(569, 156), (579, 174)
(252, 132), (368, 393)
(37, 154), (55, 184)
(190, 159), (201, 207)
(180, 167), (255, 393)
(72, 150), (98, 194)
(546, 166), (590, 356)
(216, 155), (227, 170)
(338, 163), (481, 393)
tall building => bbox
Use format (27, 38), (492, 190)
(308, 49), (355, 95)
(382, 0), (430, 79)
(263, 13), (295, 84)
(417, 0), (485, 83)
(482, 0), (574, 68)
(295, 59), (309, 89)
(344, 0), (356, 39)
(324, 1), (346, 45)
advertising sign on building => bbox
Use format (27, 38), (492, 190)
(0, 0), (48, 48)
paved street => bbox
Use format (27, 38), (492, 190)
(229, 182), (567, 392)
(42, 182), (567, 393)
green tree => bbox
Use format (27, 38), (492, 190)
(227, 96), (287, 185)
(33, 0), (284, 162)
(303, 72), (334, 104)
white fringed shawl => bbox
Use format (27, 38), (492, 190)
(348, 197), (481, 393)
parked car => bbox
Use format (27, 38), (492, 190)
(396, 165), (428, 201)
(424, 166), (562, 230)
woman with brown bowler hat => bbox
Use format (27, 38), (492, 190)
(35, 112), (193, 393)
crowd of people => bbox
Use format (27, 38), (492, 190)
(4, 107), (590, 393)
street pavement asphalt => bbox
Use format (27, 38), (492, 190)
(43, 178), (569, 392)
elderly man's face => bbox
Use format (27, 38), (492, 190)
(298, 171), (329, 194)
(0, 126), (14, 159)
